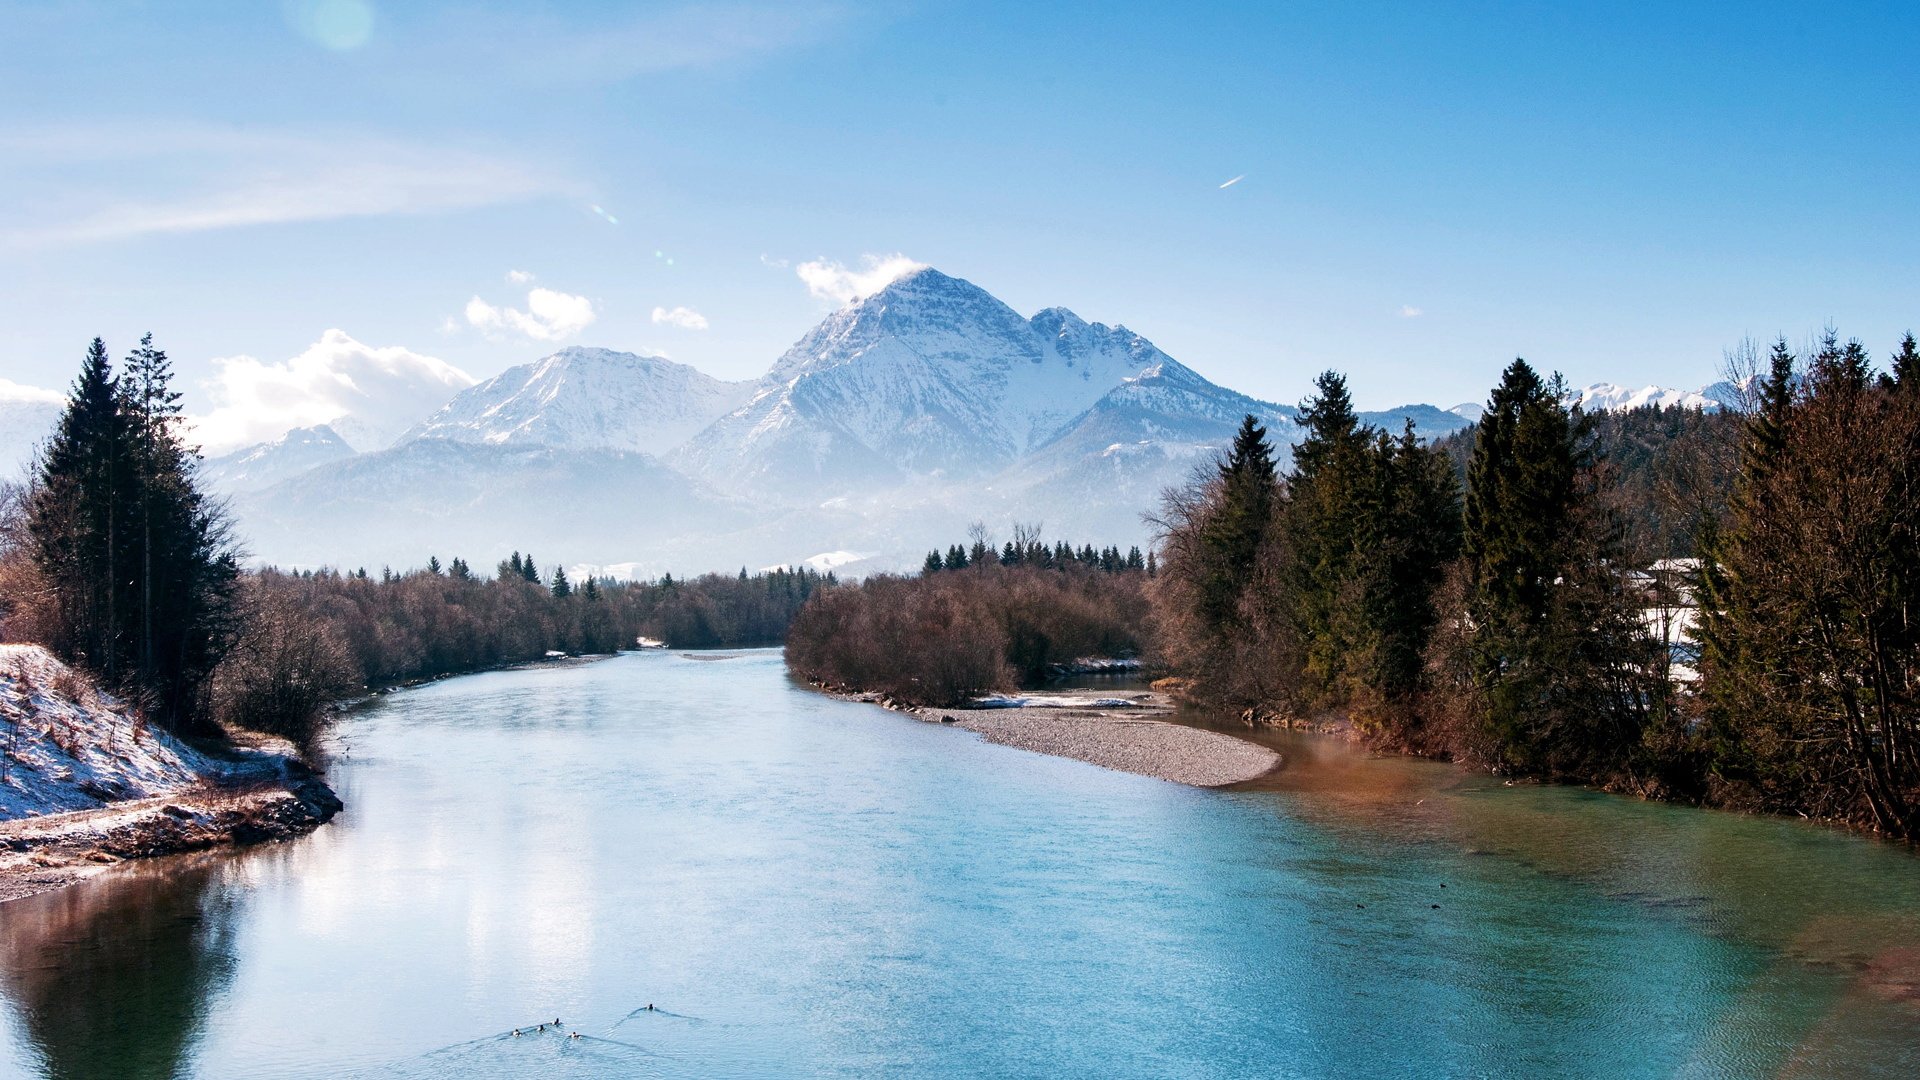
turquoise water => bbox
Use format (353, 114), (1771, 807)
(1, 649), (1916, 1078)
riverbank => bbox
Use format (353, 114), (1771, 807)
(841, 687), (1281, 787)
(1, 644), (342, 905)
(0, 765), (341, 903)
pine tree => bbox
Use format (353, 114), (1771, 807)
(29, 339), (131, 680)
(1195, 414), (1278, 630)
(1457, 359), (1650, 774)
(521, 553), (541, 583)
(550, 565), (571, 598)
(923, 550), (944, 575)
(1894, 331), (1920, 389)
(27, 336), (238, 732)
(1284, 372), (1375, 697)
(427, 555), (442, 575)
(1351, 423), (1461, 711)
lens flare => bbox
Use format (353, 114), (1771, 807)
(288, 0), (375, 51)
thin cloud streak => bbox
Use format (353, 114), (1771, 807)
(0, 126), (577, 248)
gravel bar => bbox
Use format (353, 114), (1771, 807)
(924, 692), (1279, 787)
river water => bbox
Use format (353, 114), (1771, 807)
(1, 650), (1916, 1078)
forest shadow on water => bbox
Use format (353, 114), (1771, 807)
(0, 856), (240, 1080)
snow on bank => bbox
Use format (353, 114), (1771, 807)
(0, 645), (216, 820)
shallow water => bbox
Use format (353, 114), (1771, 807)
(1, 650), (1916, 1079)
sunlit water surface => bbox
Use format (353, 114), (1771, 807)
(2, 650), (1917, 1078)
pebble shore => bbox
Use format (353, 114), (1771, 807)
(918, 692), (1279, 787)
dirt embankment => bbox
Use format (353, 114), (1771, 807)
(1, 644), (341, 904)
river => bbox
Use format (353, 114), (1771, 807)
(1, 650), (1916, 1078)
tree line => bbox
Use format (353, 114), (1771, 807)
(788, 530), (1150, 705)
(1155, 333), (1919, 838)
(0, 336), (834, 745)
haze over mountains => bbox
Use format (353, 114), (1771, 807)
(1, 268), (1734, 577)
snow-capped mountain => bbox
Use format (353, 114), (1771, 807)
(191, 266), (1738, 573)
(0, 378), (63, 481)
(197, 424), (356, 494)
(1574, 382), (1719, 412)
(674, 269), (1191, 496)
(403, 347), (753, 456)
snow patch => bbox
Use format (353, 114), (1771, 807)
(0, 645), (216, 821)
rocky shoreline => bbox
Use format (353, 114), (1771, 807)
(0, 762), (341, 905)
(1, 643), (344, 906)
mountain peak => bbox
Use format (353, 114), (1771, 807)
(854, 266), (1004, 313)
(402, 346), (752, 455)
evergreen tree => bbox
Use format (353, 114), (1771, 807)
(1456, 359), (1651, 774)
(521, 553), (541, 583)
(427, 555), (442, 575)
(945, 544), (968, 571)
(550, 565), (571, 598)
(1894, 331), (1920, 389)
(29, 339), (131, 680)
(1284, 372), (1374, 697)
(1195, 414), (1278, 630)
(26, 336), (238, 732)
(923, 550), (944, 575)
(1351, 423), (1461, 710)
(1697, 332), (1920, 835)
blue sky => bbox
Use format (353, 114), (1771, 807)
(3, 0), (1918, 446)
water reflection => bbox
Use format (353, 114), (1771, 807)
(0, 652), (1914, 1078)
(0, 856), (239, 1080)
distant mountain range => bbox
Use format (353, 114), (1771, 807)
(1, 268), (1738, 576)
(0, 379), (64, 484)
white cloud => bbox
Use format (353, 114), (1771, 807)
(758, 254), (790, 269)
(506, 269), (536, 284)
(465, 287), (597, 342)
(1399, 305), (1424, 318)
(0, 377), (64, 405)
(651, 305), (709, 330)
(191, 330), (476, 454)
(0, 126), (574, 248)
(795, 253), (926, 306)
